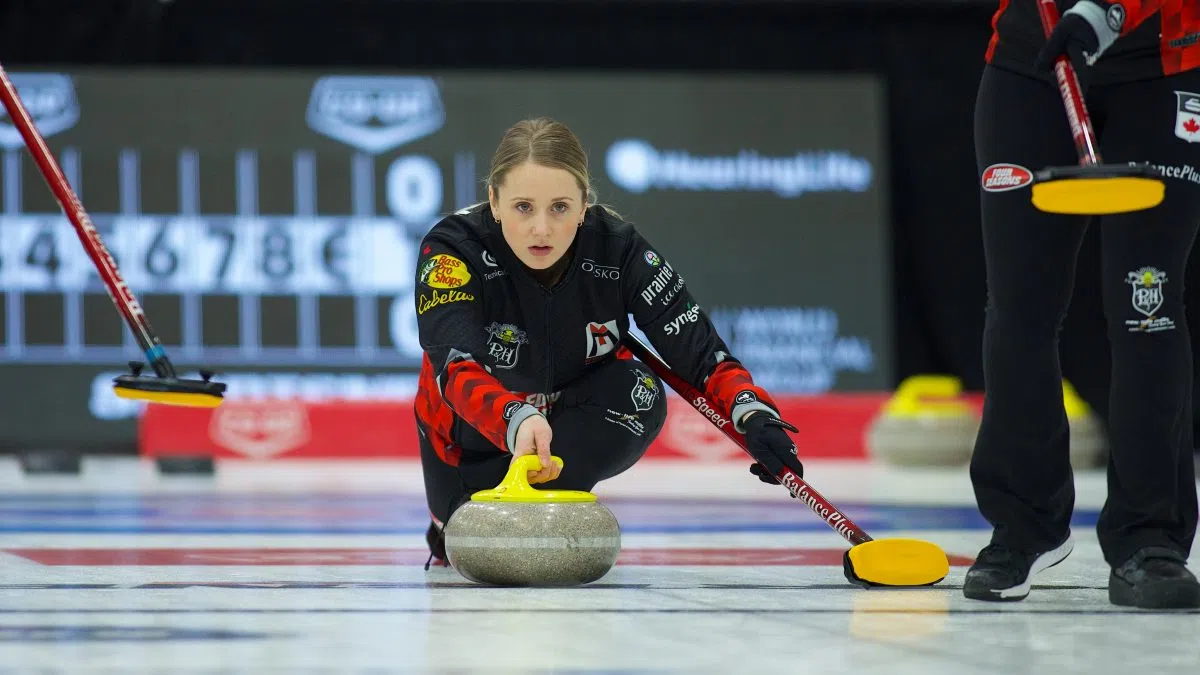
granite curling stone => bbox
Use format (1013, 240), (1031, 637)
(443, 454), (621, 587)
(866, 375), (980, 467)
(1062, 379), (1108, 470)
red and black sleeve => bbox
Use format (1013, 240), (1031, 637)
(621, 230), (783, 432)
(415, 238), (539, 452)
(1112, 0), (1166, 34)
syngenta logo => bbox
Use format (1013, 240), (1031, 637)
(605, 138), (872, 198)
(306, 76), (446, 154)
(0, 73), (80, 150)
(664, 303), (702, 335)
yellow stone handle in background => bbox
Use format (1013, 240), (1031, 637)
(469, 454), (598, 503)
(1061, 379), (1091, 421)
(884, 374), (1091, 420)
(883, 375), (972, 417)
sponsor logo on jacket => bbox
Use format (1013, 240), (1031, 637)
(640, 261), (677, 305)
(502, 400), (523, 421)
(604, 409), (646, 436)
(734, 390), (759, 406)
(585, 320), (621, 363)
(419, 253), (472, 289)
(630, 370), (660, 412)
(417, 289), (474, 314)
(484, 322), (528, 369)
(481, 250), (507, 280)
(581, 258), (620, 280)
(663, 302), (702, 336)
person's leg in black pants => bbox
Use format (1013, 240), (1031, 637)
(540, 358), (668, 491)
(1089, 70), (1200, 608)
(966, 65), (1089, 600)
(421, 356), (668, 559)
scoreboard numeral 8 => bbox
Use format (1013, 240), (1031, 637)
(261, 226), (294, 280)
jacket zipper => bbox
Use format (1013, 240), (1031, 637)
(543, 291), (554, 404)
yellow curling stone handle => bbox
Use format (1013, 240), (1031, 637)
(470, 454), (598, 503)
(883, 375), (973, 418)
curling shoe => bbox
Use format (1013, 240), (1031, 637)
(1109, 547), (1200, 609)
(423, 520), (448, 570)
(963, 537), (1073, 601)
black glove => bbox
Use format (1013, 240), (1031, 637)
(742, 412), (803, 486)
(1034, 0), (1125, 75)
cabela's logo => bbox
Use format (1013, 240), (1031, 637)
(417, 289), (474, 315)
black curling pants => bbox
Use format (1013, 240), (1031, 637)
(419, 356), (668, 525)
(971, 65), (1200, 568)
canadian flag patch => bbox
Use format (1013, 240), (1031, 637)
(1174, 91), (1200, 143)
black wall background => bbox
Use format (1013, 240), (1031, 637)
(4, 0), (1198, 429)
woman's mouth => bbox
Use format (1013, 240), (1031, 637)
(528, 245), (553, 257)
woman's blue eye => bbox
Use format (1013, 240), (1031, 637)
(553, 203), (568, 213)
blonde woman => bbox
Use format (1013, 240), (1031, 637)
(413, 117), (802, 564)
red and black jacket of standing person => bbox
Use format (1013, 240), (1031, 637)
(986, 0), (1200, 84)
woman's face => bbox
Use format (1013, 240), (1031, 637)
(490, 161), (586, 270)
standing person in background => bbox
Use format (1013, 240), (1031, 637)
(966, 0), (1200, 608)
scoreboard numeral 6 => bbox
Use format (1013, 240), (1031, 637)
(144, 222), (180, 278)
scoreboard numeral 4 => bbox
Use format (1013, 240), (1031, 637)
(24, 228), (62, 277)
